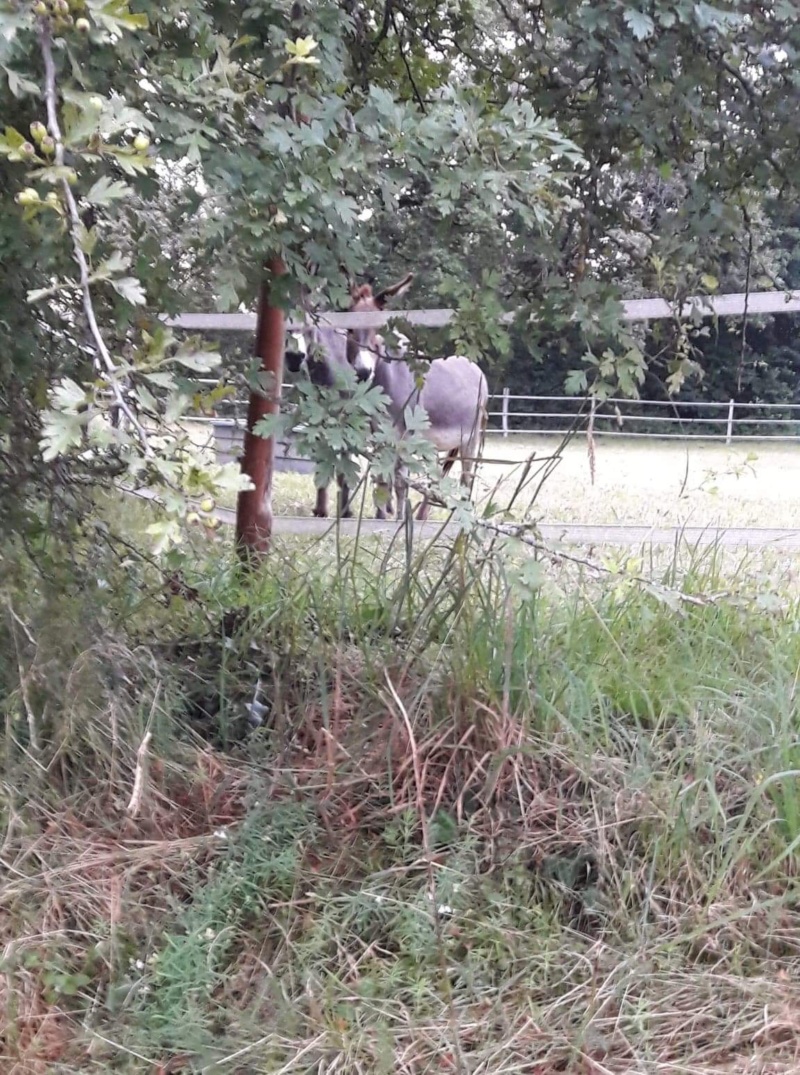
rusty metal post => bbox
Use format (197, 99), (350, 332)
(235, 257), (287, 559)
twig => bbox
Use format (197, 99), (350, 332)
(373, 0), (395, 52)
(6, 602), (41, 755)
(37, 24), (152, 455)
(390, 10), (427, 112)
(477, 518), (730, 606)
(587, 396), (597, 485)
(126, 730), (153, 817)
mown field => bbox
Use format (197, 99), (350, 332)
(189, 424), (800, 529)
(4, 442), (800, 1073)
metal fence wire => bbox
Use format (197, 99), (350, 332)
(189, 385), (800, 444)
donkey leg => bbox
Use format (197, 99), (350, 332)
(394, 464), (410, 521)
(460, 435), (481, 500)
(374, 478), (390, 520)
(417, 448), (458, 520)
(313, 485), (329, 518)
(338, 475), (353, 518)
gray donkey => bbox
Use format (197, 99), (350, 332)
(284, 323), (358, 518)
(347, 273), (489, 520)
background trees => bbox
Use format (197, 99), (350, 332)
(0, 0), (798, 551)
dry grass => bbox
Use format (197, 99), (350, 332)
(5, 487), (800, 1072)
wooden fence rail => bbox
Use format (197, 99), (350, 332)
(166, 288), (800, 334)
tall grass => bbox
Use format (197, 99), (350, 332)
(3, 517), (800, 1072)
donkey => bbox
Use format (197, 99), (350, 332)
(284, 323), (359, 518)
(347, 273), (489, 521)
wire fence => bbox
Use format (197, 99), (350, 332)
(187, 383), (800, 444)
(489, 392), (800, 442)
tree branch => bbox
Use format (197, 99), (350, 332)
(38, 24), (152, 455)
(390, 11), (427, 113)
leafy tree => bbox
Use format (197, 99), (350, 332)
(362, 0), (800, 397)
(0, 0), (581, 559)
(1, 0), (799, 562)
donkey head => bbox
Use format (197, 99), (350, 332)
(284, 325), (350, 387)
(347, 272), (414, 381)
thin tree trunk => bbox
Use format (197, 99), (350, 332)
(235, 257), (287, 560)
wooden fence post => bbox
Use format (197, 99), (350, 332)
(726, 399), (735, 445)
(502, 387), (509, 437)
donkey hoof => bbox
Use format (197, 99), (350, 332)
(312, 509), (328, 519)
(341, 510), (353, 519)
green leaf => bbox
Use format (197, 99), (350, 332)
(172, 346), (222, 373)
(93, 251), (130, 280)
(145, 519), (183, 555)
(284, 35), (320, 65)
(133, 383), (158, 414)
(700, 273), (719, 292)
(86, 175), (132, 206)
(27, 281), (75, 304)
(40, 410), (84, 461)
(564, 369), (588, 395)
(27, 164), (78, 185)
(253, 414), (289, 439)
(51, 377), (88, 413)
(77, 224), (98, 256)
(0, 125), (26, 157)
(110, 276), (146, 306)
(87, 413), (116, 448)
(91, 0), (149, 32)
(623, 9), (655, 40)
(3, 67), (39, 98)
(143, 371), (176, 389)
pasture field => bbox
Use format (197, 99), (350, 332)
(5, 479), (800, 1072)
(189, 429), (800, 528)
(479, 433), (800, 529)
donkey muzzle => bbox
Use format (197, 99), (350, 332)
(353, 347), (377, 382)
(284, 350), (305, 373)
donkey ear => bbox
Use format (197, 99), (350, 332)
(375, 272), (414, 308)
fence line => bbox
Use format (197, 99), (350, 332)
(174, 289), (800, 446)
(485, 395), (800, 443)
(189, 390), (800, 444)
